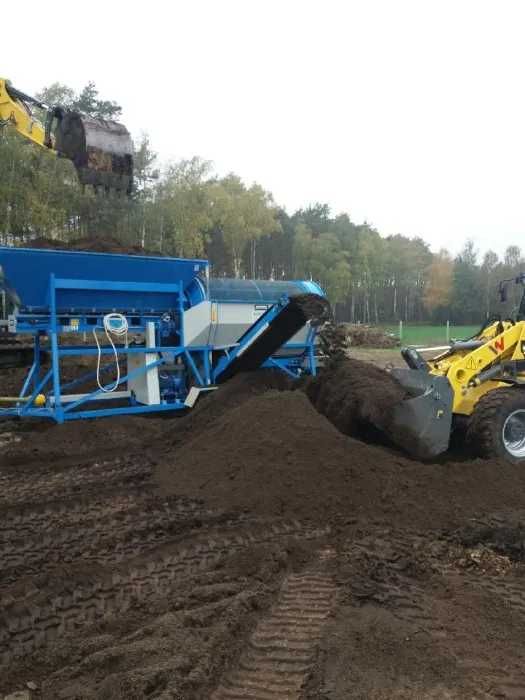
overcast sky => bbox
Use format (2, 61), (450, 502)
(4, 1), (525, 257)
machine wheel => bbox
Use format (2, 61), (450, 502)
(467, 387), (525, 463)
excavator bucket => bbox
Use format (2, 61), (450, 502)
(386, 368), (454, 460)
(54, 112), (133, 194)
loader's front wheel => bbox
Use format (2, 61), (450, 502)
(467, 387), (525, 463)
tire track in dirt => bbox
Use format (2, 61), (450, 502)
(473, 576), (525, 617)
(0, 459), (151, 508)
(211, 547), (337, 700)
(0, 493), (157, 540)
(0, 520), (329, 666)
(0, 498), (231, 587)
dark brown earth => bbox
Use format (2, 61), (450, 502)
(25, 236), (162, 256)
(306, 358), (408, 440)
(2, 359), (525, 699)
(345, 323), (398, 348)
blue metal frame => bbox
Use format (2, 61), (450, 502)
(1, 257), (322, 422)
(0, 272), (213, 422)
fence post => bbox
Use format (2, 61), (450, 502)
(446, 320), (450, 344)
(399, 320), (403, 343)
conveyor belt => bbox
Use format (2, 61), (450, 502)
(213, 293), (330, 384)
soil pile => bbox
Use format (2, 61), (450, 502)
(157, 391), (354, 520)
(5, 359), (525, 697)
(169, 370), (292, 446)
(26, 236), (160, 256)
(318, 323), (397, 355)
(317, 323), (351, 359)
(155, 388), (525, 528)
(0, 414), (168, 469)
(345, 323), (398, 348)
(305, 357), (407, 441)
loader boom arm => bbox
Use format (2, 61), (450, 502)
(434, 321), (525, 415)
(0, 77), (134, 194)
(0, 78), (48, 150)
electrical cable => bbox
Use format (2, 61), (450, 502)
(93, 313), (128, 393)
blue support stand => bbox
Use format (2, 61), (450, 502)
(0, 247), (323, 422)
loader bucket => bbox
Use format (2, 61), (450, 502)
(54, 112), (133, 194)
(386, 369), (454, 460)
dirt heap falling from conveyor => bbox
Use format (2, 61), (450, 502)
(168, 369), (293, 447)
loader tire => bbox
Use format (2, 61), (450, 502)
(466, 387), (525, 463)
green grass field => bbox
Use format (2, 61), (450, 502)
(381, 324), (479, 346)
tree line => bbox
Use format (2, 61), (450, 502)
(1, 81), (524, 326)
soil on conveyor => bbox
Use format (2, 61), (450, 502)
(3, 359), (525, 699)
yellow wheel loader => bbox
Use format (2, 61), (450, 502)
(389, 274), (525, 463)
(0, 78), (133, 194)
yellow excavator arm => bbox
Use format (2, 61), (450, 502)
(0, 77), (133, 194)
(0, 78), (47, 148)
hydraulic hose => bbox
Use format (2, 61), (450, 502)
(93, 313), (129, 393)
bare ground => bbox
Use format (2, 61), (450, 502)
(2, 358), (525, 700)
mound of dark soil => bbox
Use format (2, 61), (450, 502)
(155, 388), (525, 529)
(306, 357), (407, 440)
(346, 323), (398, 348)
(26, 236), (160, 256)
(6, 357), (525, 698)
(0, 413), (168, 469)
(169, 370), (292, 446)
(157, 391), (354, 520)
